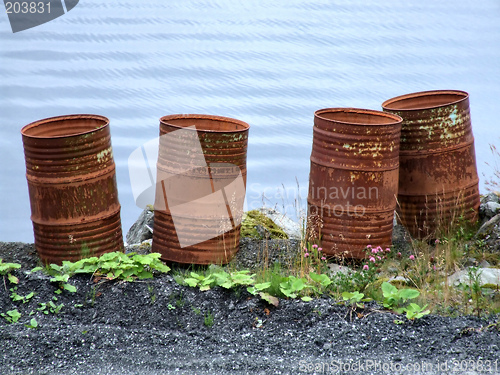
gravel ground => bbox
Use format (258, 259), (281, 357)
(1, 241), (499, 375)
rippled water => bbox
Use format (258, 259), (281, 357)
(1, 0), (499, 242)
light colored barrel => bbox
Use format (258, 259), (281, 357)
(152, 114), (249, 265)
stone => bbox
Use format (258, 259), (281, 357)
(125, 208), (154, 245)
(327, 263), (351, 277)
(475, 214), (500, 252)
(257, 208), (302, 240)
(481, 202), (500, 219)
(447, 267), (500, 287)
(481, 192), (499, 205)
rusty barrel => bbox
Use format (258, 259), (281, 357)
(382, 90), (480, 238)
(307, 108), (402, 259)
(152, 114), (249, 265)
(21, 115), (123, 264)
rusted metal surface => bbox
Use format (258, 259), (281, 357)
(21, 114), (123, 264)
(152, 114), (249, 265)
(382, 90), (480, 238)
(307, 108), (402, 259)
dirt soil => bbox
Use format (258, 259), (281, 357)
(0, 241), (499, 375)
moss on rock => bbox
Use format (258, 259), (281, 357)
(241, 210), (288, 240)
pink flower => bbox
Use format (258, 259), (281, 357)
(321, 257), (326, 261)
(377, 256), (381, 260)
(385, 248), (390, 252)
(433, 265), (437, 271)
(371, 248), (378, 254)
(318, 247), (322, 252)
(312, 244), (318, 249)
(409, 255), (415, 260)
(435, 239), (440, 244)
(397, 252), (402, 258)
(376, 246), (383, 252)
(304, 253), (309, 258)
(366, 245), (372, 249)
(363, 265), (369, 270)
(369, 256), (376, 263)
(304, 248), (308, 252)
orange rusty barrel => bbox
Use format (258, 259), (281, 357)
(21, 114), (124, 264)
(382, 90), (480, 238)
(307, 108), (402, 259)
(152, 114), (249, 265)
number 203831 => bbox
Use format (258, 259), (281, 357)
(5, 2), (51, 14)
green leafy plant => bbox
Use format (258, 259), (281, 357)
(247, 282), (279, 306)
(279, 276), (315, 301)
(1, 309), (21, 323)
(25, 317), (38, 329)
(342, 291), (366, 309)
(381, 281), (420, 313)
(32, 252), (171, 295)
(405, 303), (431, 320)
(37, 297), (64, 315)
(9, 287), (34, 304)
(467, 266), (485, 317)
(204, 310), (214, 328)
(0, 259), (21, 284)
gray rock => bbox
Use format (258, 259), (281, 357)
(447, 267), (500, 287)
(481, 201), (500, 219)
(327, 263), (351, 277)
(257, 208), (302, 240)
(125, 208), (154, 245)
(475, 214), (500, 252)
(481, 192), (500, 205)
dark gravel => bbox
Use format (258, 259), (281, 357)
(1, 241), (499, 375)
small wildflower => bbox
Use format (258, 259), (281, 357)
(435, 239), (440, 244)
(318, 247), (322, 252)
(363, 264), (369, 270)
(321, 257), (326, 261)
(409, 255), (415, 260)
(371, 248), (378, 254)
(385, 248), (390, 252)
(377, 256), (381, 260)
(397, 252), (402, 258)
(366, 245), (372, 249)
(369, 256), (376, 263)
(433, 265), (437, 271)
(304, 253), (309, 258)
(304, 248), (308, 252)
(312, 244), (318, 249)
(376, 246), (383, 252)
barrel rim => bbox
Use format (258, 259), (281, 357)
(381, 90), (469, 111)
(314, 108), (402, 126)
(160, 114), (250, 133)
(21, 114), (109, 139)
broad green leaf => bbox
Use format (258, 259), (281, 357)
(253, 282), (271, 291)
(381, 282), (397, 297)
(184, 278), (199, 287)
(7, 274), (19, 284)
(63, 284), (77, 293)
(301, 296), (313, 302)
(137, 270), (153, 280)
(309, 272), (332, 287)
(398, 289), (420, 301)
(260, 292), (279, 307)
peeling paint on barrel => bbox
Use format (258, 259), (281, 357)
(382, 90), (480, 238)
(21, 114), (124, 265)
(307, 108), (402, 259)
